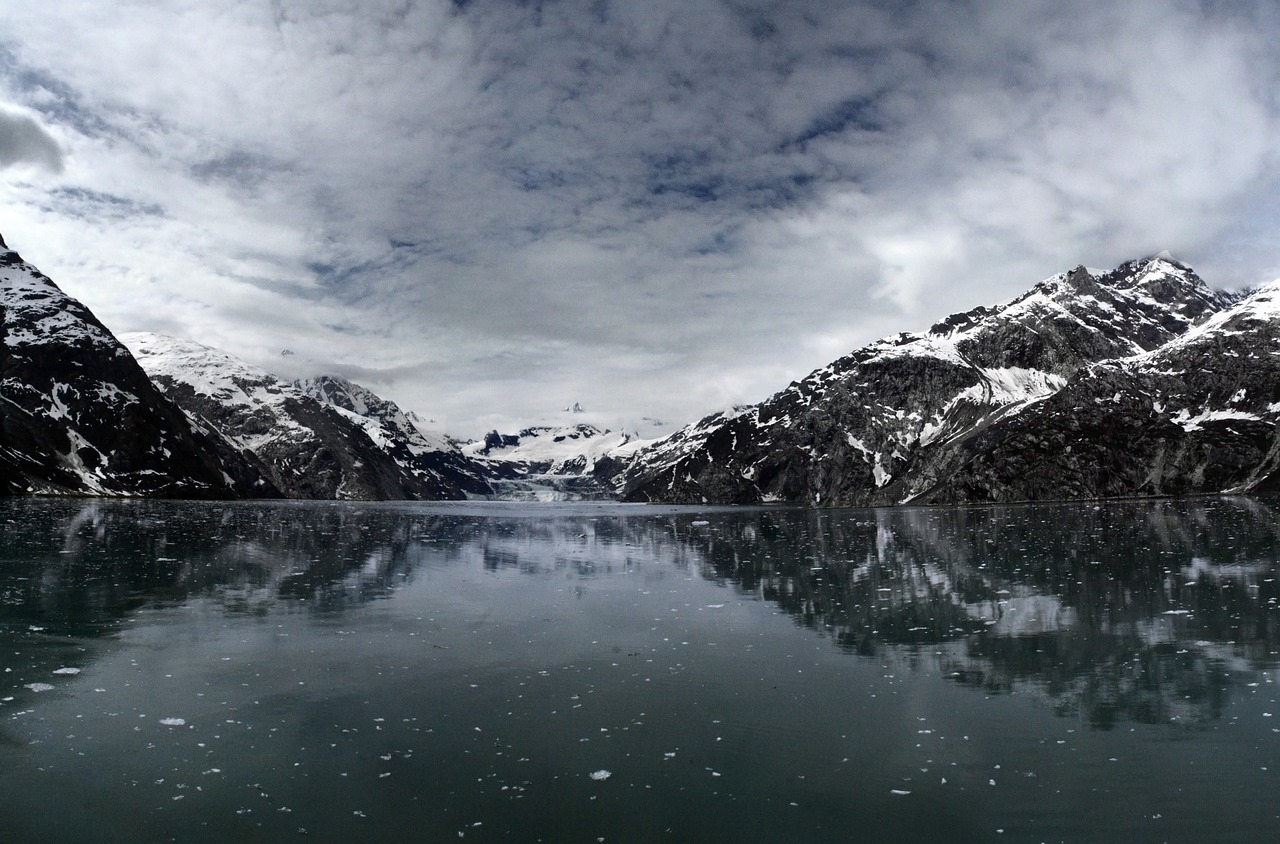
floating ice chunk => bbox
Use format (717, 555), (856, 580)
(589, 769), (612, 781)
(52, 667), (80, 675)
(25, 683), (54, 692)
(691, 520), (710, 526)
(160, 717), (186, 726)
(705, 604), (725, 609)
(890, 789), (911, 796)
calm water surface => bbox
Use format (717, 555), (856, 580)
(1, 497), (1278, 842)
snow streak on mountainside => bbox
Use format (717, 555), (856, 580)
(0, 235), (260, 497)
(122, 333), (487, 500)
(619, 255), (1253, 505)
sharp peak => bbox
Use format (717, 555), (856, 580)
(1141, 249), (1190, 269)
(1073, 253), (1203, 290)
(1077, 252), (1193, 278)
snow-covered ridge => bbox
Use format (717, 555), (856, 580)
(298, 375), (458, 456)
(1147, 278), (1280, 358)
(121, 332), (312, 454)
(121, 333), (489, 500)
(619, 253), (1249, 505)
(2, 246), (124, 357)
(2, 241), (241, 497)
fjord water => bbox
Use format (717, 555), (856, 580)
(1, 499), (1277, 842)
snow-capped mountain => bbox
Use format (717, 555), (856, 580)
(122, 333), (489, 500)
(0, 234), (266, 498)
(463, 422), (658, 501)
(619, 254), (1255, 505)
(297, 375), (491, 497)
(902, 278), (1280, 502)
(7, 228), (1277, 508)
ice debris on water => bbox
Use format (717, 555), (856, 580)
(160, 718), (186, 726)
(890, 789), (911, 796)
(589, 769), (612, 781)
(25, 683), (54, 692)
(52, 667), (80, 675)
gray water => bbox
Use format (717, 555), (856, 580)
(0, 497), (1277, 842)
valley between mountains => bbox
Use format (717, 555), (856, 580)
(4, 231), (1279, 505)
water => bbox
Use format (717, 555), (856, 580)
(1, 497), (1278, 842)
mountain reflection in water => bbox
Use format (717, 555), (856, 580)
(2, 496), (1278, 734)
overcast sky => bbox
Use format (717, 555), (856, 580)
(4, 0), (1280, 438)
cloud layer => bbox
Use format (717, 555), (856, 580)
(0, 107), (62, 172)
(3, 0), (1280, 436)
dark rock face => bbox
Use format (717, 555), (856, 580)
(0, 237), (269, 498)
(620, 255), (1261, 505)
(297, 375), (492, 498)
(123, 333), (487, 501)
(906, 285), (1280, 503)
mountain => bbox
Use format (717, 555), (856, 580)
(618, 254), (1256, 505)
(297, 375), (491, 497)
(463, 422), (657, 501)
(122, 333), (489, 500)
(904, 279), (1280, 502)
(8, 230), (1273, 507)
(0, 234), (268, 498)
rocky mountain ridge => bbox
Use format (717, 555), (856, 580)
(122, 333), (490, 500)
(7, 229), (1280, 507)
(1, 235), (272, 498)
(618, 255), (1269, 505)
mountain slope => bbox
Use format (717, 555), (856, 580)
(619, 255), (1245, 505)
(121, 333), (485, 500)
(297, 375), (491, 498)
(903, 280), (1280, 502)
(1, 235), (265, 498)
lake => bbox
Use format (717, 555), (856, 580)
(1, 496), (1277, 842)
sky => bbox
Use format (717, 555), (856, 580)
(4, 0), (1280, 439)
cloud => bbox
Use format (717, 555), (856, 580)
(2, 0), (1280, 437)
(0, 106), (62, 172)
